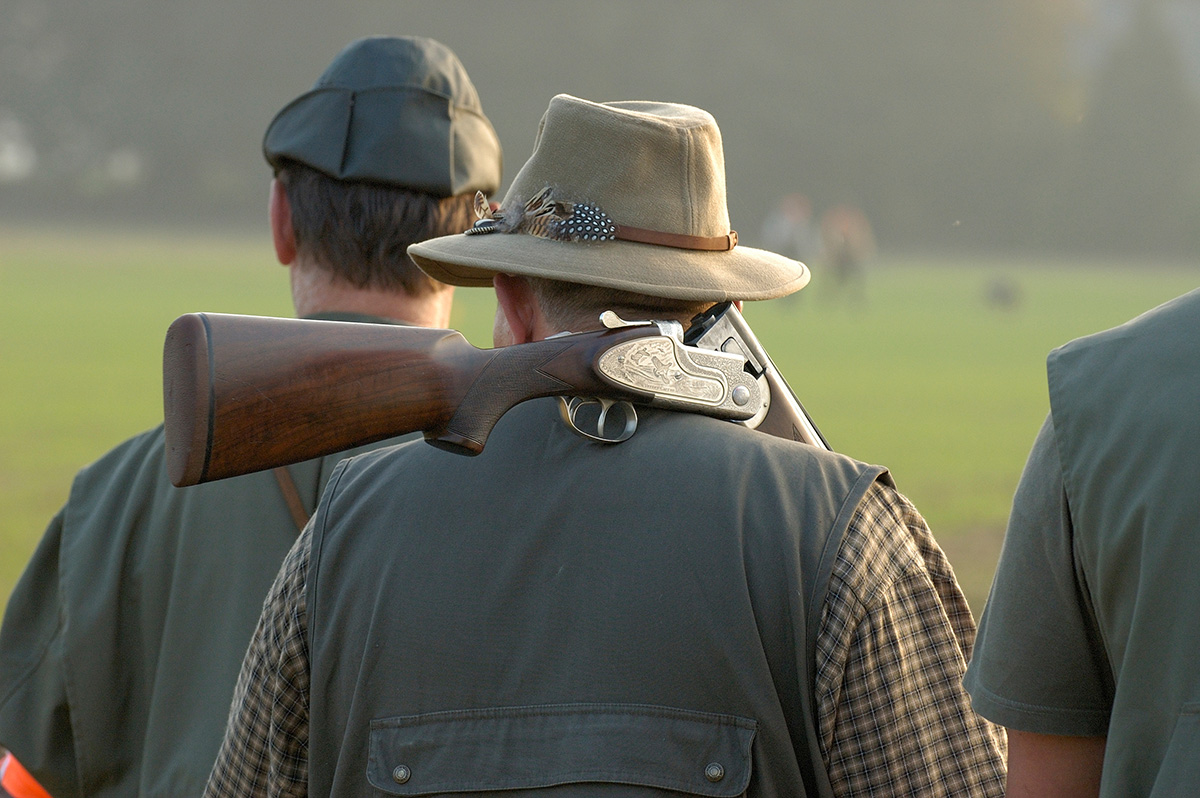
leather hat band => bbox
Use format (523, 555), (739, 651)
(615, 225), (738, 251)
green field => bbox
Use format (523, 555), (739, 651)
(2, 229), (1197, 616)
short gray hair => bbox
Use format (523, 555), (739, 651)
(526, 276), (715, 332)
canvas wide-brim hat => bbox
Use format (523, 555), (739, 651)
(263, 36), (502, 197)
(409, 94), (809, 301)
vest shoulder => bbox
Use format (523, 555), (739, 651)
(66, 424), (287, 522)
(1050, 286), (1200, 370)
(327, 408), (887, 501)
(662, 411), (888, 483)
(73, 424), (167, 491)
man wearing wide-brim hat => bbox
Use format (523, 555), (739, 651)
(207, 94), (1006, 798)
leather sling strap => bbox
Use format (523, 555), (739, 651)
(273, 466), (311, 532)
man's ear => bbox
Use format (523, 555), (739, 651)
(269, 178), (297, 266)
(493, 273), (540, 345)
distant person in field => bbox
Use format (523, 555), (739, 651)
(965, 287), (1200, 796)
(0, 35), (501, 798)
(761, 192), (820, 264)
(819, 203), (874, 303)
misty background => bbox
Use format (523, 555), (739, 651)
(3, 0), (1200, 258)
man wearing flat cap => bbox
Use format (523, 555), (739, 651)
(0, 36), (500, 798)
(207, 95), (1005, 798)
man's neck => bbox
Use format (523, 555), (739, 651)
(290, 261), (454, 329)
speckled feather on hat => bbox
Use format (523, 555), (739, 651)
(262, 36), (501, 197)
(408, 94), (808, 301)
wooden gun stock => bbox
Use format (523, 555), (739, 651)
(162, 313), (656, 487)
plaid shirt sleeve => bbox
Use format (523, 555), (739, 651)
(815, 480), (1007, 796)
(203, 524), (313, 798)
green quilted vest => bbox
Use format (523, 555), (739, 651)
(307, 400), (887, 798)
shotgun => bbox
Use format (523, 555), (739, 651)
(162, 303), (828, 487)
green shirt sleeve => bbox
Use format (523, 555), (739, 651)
(963, 415), (1114, 736)
(0, 508), (82, 798)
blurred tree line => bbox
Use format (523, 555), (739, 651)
(2, 0), (1199, 257)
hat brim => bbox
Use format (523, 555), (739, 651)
(409, 232), (809, 302)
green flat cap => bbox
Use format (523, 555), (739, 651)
(263, 36), (502, 197)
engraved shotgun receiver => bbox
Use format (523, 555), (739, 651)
(163, 305), (818, 487)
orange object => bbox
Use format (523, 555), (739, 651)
(0, 752), (52, 798)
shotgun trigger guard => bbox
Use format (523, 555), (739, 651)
(557, 396), (638, 444)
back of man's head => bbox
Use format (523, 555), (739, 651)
(263, 36), (502, 295)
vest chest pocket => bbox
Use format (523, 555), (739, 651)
(367, 703), (757, 796)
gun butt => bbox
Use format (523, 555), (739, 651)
(163, 313), (214, 487)
(162, 313), (477, 486)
